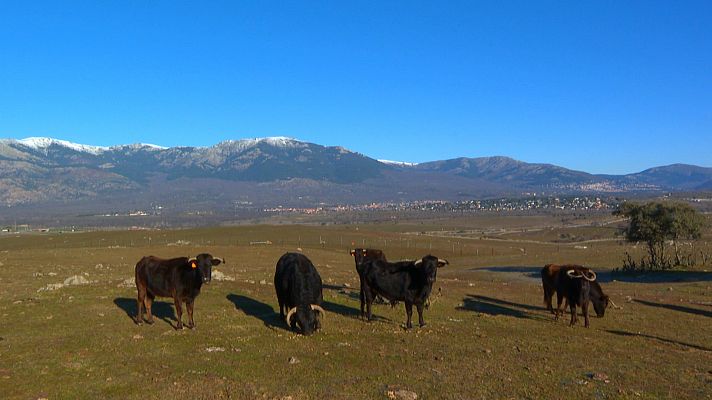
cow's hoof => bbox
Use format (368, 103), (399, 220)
(146, 319), (155, 325)
(135, 319), (143, 326)
(419, 323), (427, 328)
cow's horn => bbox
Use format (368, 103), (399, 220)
(310, 304), (326, 318)
(566, 269), (583, 278)
(437, 258), (449, 267)
(285, 307), (297, 325)
(214, 257), (225, 264)
(414, 259), (423, 266)
(188, 257), (197, 263)
(583, 270), (597, 281)
(609, 299), (621, 309)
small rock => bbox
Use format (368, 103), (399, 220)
(64, 275), (90, 286)
(484, 349), (492, 354)
(386, 389), (418, 400)
(259, 280), (267, 285)
(667, 287), (673, 291)
(117, 278), (134, 288)
(132, 334), (143, 340)
(587, 372), (609, 382)
(288, 357), (299, 364)
(212, 269), (235, 282)
(343, 283), (351, 288)
(205, 347), (225, 352)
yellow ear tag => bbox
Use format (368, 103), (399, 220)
(191, 262), (197, 269)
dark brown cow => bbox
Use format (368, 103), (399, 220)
(558, 268), (597, 327)
(135, 253), (223, 329)
(541, 264), (614, 318)
(350, 248), (389, 317)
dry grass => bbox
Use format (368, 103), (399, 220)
(1, 217), (711, 399)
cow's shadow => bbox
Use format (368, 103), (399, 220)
(226, 294), (287, 331)
(606, 330), (712, 352)
(457, 294), (547, 321)
(113, 297), (176, 327)
(476, 266), (541, 279)
(634, 299), (712, 318)
(322, 300), (361, 318)
(323, 284), (361, 302)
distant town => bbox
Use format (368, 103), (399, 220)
(263, 195), (618, 215)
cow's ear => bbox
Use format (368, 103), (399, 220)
(211, 257), (224, 266)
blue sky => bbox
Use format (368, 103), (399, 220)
(1, 1), (710, 174)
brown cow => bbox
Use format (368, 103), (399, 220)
(541, 264), (613, 318)
(135, 253), (223, 329)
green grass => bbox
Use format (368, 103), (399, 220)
(1, 218), (711, 399)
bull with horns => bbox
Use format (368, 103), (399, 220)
(274, 252), (326, 335)
(557, 267), (598, 327)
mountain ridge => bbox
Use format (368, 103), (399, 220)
(0, 136), (710, 208)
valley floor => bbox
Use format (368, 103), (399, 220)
(0, 218), (710, 399)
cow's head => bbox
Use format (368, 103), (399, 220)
(591, 293), (610, 317)
(187, 253), (224, 283)
(349, 248), (368, 264)
(286, 304), (325, 336)
(414, 255), (448, 284)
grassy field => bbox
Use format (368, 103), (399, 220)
(1, 215), (711, 399)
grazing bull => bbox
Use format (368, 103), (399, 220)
(557, 268), (597, 327)
(350, 248), (392, 317)
(135, 253), (223, 329)
(541, 264), (614, 318)
(361, 255), (448, 329)
(274, 253), (325, 335)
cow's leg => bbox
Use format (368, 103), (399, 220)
(357, 276), (366, 319)
(144, 293), (155, 325)
(569, 303), (577, 327)
(416, 303), (426, 327)
(555, 292), (565, 319)
(365, 289), (375, 322)
(359, 288), (366, 319)
(405, 302), (413, 329)
(186, 299), (195, 329)
(136, 287), (145, 325)
(544, 287), (555, 315)
(174, 296), (184, 329)
(582, 299), (590, 328)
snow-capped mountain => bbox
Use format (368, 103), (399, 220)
(0, 136), (710, 208)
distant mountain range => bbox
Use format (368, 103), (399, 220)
(0, 137), (710, 212)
